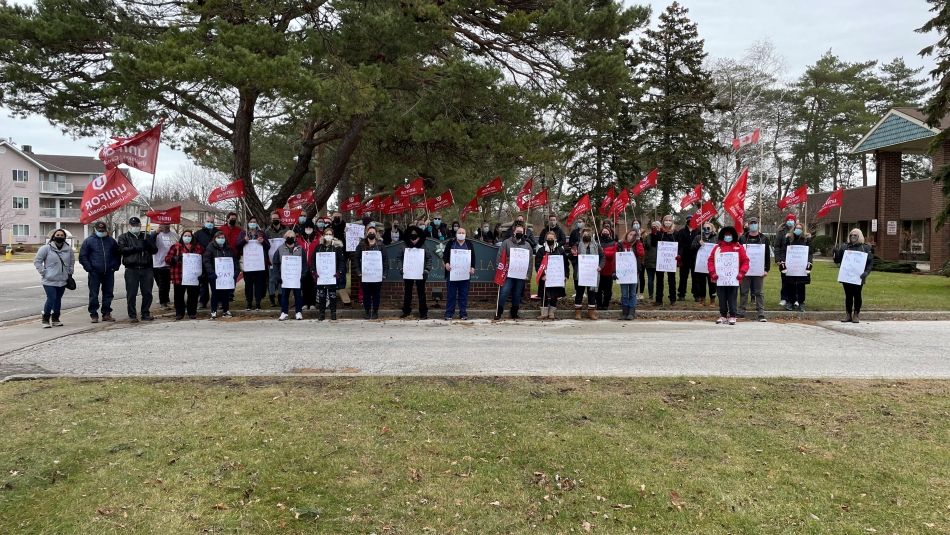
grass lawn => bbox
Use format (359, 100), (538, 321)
(1, 378), (947, 534)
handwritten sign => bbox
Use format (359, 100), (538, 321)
(693, 242), (715, 274)
(243, 241), (266, 272)
(214, 257), (235, 290)
(615, 251), (638, 285)
(268, 238), (284, 263)
(785, 245), (809, 277)
(345, 223), (365, 252)
(361, 250), (383, 283)
(837, 250), (868, 285)
(745, 244), (766, 277)
(577, 254), (599, 287)
(714, 251), (739, 287)
(656, 241), (679, 273)
(182, 253), (202, 286)
(280, 255), (302, 289)
(545, 254), (565, 288)
(449, 248), (472, 281)
(315, 252), (337, 285)
(402, 248), (425, 280)
(507, 248), (530, 280)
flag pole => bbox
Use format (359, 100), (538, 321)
(758, 139), (765, 224)
(836, 205), (843, 245)
(589, 208), (601, 246)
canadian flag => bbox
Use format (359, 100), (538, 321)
(395, 177), (425, 199)
(276, 208), (302, 227)
(476, 176), (503, 198)
(598, 186), (616, 216)
(80, 169), (139, 224)
(207, 179), (246, 204)
(460, 196), (480, 220)
(99, 123), (162, 174)
(778, 185), (809, 210)
(680, 184), (703, 209)
(428, 190), (455, 211)
(610, 188), (630, 217)
(288, 189), (315, 210)
(566, 194), (592, 227)
(816, 188), (844, 219)
(688, 200), (717, 230)
(631, 168), (658, 196)
(494, 245), (508, 286)
(515, 178), (534, 211)
(527, 189), (549, 210)
(146, 205), (182, 225)
(723, 168), (749, 230)
(341, 193), (362, 212)
(731, 127), (761, 151)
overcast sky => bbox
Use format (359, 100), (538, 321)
(0, 0), (938, 186)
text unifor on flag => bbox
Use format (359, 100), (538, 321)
(680, 183), (703, 209)
(341, 193), (362, 212)
(778, 185), (809, 209)
(723, 167), (749, 230)
(146, 205), (182, 225)
(688, 200), (716, 230)
(598, 186), (616, 216)
(566, 194), (592, 227)
(80, 168), (139, 224)
(816, 188), (844, 219)
(395, 177), (425, 199)
(207, 178), (246, 204)
(515, 178), (534, 211)
(631, 168), (658, 196)
(476, 176), (503, 198)
(288, 189), (315, 210)
(99, 123), (162, 174)
(732, 127), (760, 151)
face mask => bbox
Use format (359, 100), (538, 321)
(204, 222), (214, 229)
(515, 232), (524, 240)
(95, 231), (107, 238)
(786, 221), (794, 228)
(793, 229), (803, 236)
(296, 217), (306, 225)
(703, 229), (712, 236)
(456, 233), (466, 240)
(53, 236), (66, 244)
(215, 237), (226, 246)
(546, 239), (555, 245)
(516, 220), (524, 226)
(181, 235), (192, 244)
(130, 226), (141, 234)
(228, 219), (236, 226)
(724, 235), (733, 243)
(483, 226), (489, 232)
(749, 224), (759, 232)
(453, 225), (459, 231)
(333, 216), (341, 223)
(577, 222), (585, 229)
(433, 219), (441, 225)
(272, 220), (281, 227)
(305, 228), (313, 235)
(285, 237), (295, 245)
(582, 235), (591, 243)
(633, 224), (640, 230)
(850, 235), (859, 242)
(602, 232), (610, 238)
(367, 232), (376, 240)
(324, 235), (333, 243)
(316, 222), (326, 230)
(663, 220), (673, 228)
(248, 223), (258, 230)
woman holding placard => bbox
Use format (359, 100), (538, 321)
(596, 227), (618, 312)
(355, 226), (388, 320)
(274, 230), (305, 321)
(650, 215), (678, 306)
(165, 230), (204, 320)
(400, 226), (433, 319)
(572, 227), (604, 320)
(313, 229), (345, 321)
(833, 228), (874, 323)
(536, 230), (570, 320)
(707, 226), (749, 325)
(296, 221), (320, 310)
(242, 217), (271, 311)
(442, 227), (476, 320)
(617, 230), (645, 320)
(203, 231), (236, 319)
(690, 223), (718, 306)
(641, 226), (657, 302)
(738, 217), (771, 322)
(776, 223), (812, 312)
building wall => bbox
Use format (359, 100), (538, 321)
(0, 147), (42, 244)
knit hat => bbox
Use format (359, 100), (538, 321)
(784, 213), (796, 224)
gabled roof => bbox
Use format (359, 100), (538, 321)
(0, 140), (105, 174)
(851, 108), (943, 155)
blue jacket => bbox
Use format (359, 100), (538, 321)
(79, 234), (121, 274)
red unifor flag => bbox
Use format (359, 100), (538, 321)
(208, 178), (246, 204)
(631, 168), (658, 196)
(460, 196), (480, 220)
(287, 189), (315, 210)
(566, 194), (592, 227)
(680, 183), (703, 209)
(610, 188), (630, 217)
(493, 245), (508, 286)
(341, 193), (362, 212)
(358, 196), (380, 216)
(731, 127), (761, 151)
(428, 190), (455, 211)
(80, 168), (139, 224)
(395, 177), (425, 199)
(515, 178), (534, 211)
(816, 188), (844, 219)
(146, 205), (182, 225)
(536, 253), (549, 284)
(688, 200), (717, 230)
(276, 208), (302, 227)
(99, 123), (163, 174)
(476, 176), (503, 198)
(384, 196), (410, 215)
(778, 184), (809, 210)
(527, 188), (549, 210)
(411, 198), (429, 210)
(598, 186), (616, 216)
(723, 167), (749, 230)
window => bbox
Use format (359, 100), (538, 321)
(12, 170), (28, 182)
(39, 222), (56, 237)
(12, 197), (28, 209)
(13, 224), (29, 237)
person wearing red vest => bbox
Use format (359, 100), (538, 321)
(596, 226), (618, 311)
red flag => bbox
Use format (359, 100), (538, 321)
(428, 190), (455, 211)
(80, 168), (139, 224)
(816, 188), (844, 219)
(610, 188), (630, 217)
(599, 186), (616, 216)
(275, 208), (302, 227)
(731, 127), (761, 151)
(536, 253), (549, 284)
(688, 200), (717, 230)
(631, 168), (658, 196)
(395, 177), (425, 199)
(383, 196), (410, 215)
(146, 205), (182, 225)
(287, 189), (315, 210)
(99, 123), (162, 174)
(358, 196), (381, 216)
(778, 185), (809, 210)
(680, 184), (703, 209)
(476, 176), (503, 198)
(527, 189), (549, 210)
(410, 198), (429, 210)
(207, 179), (246, 204)
(566, 194), (592, 227)
(460, 196), (480, 220)
(494, 245), (508, 285)
(515, 178), (534, 211)
(341, 193), (362, 212)
(723, 168), (749, 229)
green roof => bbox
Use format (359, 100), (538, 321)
(852, 111), (937, 154)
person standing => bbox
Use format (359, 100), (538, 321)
(776, 213), (797, 307)
(354, 225), (388, 319)
(572, 227), (604, 319)
(203, 230), (235, 319)
(475, 222), (495, 244)
(650, 215), (678, 306)
(707, 226), (750, 325)
(265, 213), (287, 307)
(833, 228), (874, 323)
(676, 216), (698, 302)
(313, 228), (345, 321)
(399, 226), (433, 319)
(776, 222), (812, 312)
(79, 221), (120, 323)
(641, 226), (656, 302)
(150, 223), (179, 310)
(218, 211), (246, 303)
(495, 221), (534, 320)
(273, 230), (305, 321)
(596, 226), (618, 311)
(383, 221), (402, 245)
(738, 217), (771, 322)
(193, 214), (218, 309)
(117, 216), (158, 322)
(297, 221), (320, 310)
(242, 217), (271, 311)
(505, 214), (538, 250)
(618, 229), (645, 320)
(536, 230), (570, 320)
(690, 223), (717, 306)
(165, 230), (204, 320)
(442, 227), (476, 320)
(426, 214), (450, 241)
(33, 228), (75, 328)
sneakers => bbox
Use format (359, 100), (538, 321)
(841, 314), (852, 323)
(779, 299), (787, 306)
(758, 316), (767, 322)
(223, 311), (233, 318)
(210, 312), (217, 320)
(460, 315), (468, 321)
(784, 303), (794, 311)
(90, 315), (99, 323)
(41, 314), (51, 328)
(797, 303), (806, 312)
(295, 312), (303, 321)
(716, 317), (725, 324)
(279, 313), (289, 321)
(728, 317), (736, 325)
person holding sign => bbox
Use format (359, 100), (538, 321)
(441, 227), (476, 320)
(266, 214), (288, 306)
(296, 221), (320, 310)
(707, 226), (750, 325)
(354, 226), (388, 319)
(650, 215), (679, 306)
(202, 231), (236, 319)
(833, 228), (874, 323)
(399, 226), (434, 319)
(165, 230), (204, 320)
(242, 218), (271, 311)
(495, 221), (535, 320)
(536, 230), (570, 320)
(572, 227), (605, 320)
(273, 230), (305, 320)
(776, 222), (812, 311)
(596, 227), (619, 312)
(617, 230), (645, 320)
(738, 217), (771, 322)
(312, 229), (345, 321)
(690, 223), (718, 306)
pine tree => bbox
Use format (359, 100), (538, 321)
(918, 0), (950, 227)
(877, 57), (929, 111)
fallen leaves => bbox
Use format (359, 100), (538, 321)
(212, 503), (229, 511)
(409, 468), (423, 482)
(669, 491), (686, 511)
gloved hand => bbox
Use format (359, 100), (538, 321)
(676, 255), (681, 267)
(208, 273), (217, 281)
(710, 275), (718, 283)
(737, 273), (744, 282)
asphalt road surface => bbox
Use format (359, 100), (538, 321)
(0, 261), (128, 323)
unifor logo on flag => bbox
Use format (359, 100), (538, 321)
(680, 183), (703, 209)
(731, 127), (761, 151)
(494, 245), (508, 285)
(383, 195), (410, 215)
(395, 177), (425, 199)
(358, 196), (380, 216)
(566, 194), (592, 227)
(99, 123), (162, 174)
(598, 186), (616, 216)
(610, 188), (630, 217)
(288, 189), (315, 210)
(527, 189), (548, 210)
(460, 196), (480, 220)
(341, 193), (362, 212)
(146, 205), (182, 225)
(631, 168), (658, 196)
(778, 185), (808, 209)
(688, 200), (717, 230)
(428, 190), (455, 211)
(276, 208), (302, 226)
(80, 168), (139, 224)
(723, 168), (749, 230)
(476, 176), (503, 198)
(816, 188), (844, 219)
(207, 179), (246, 204)
(515, 178), (534, 211)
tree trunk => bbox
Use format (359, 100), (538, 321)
(313, 115), (369, 209)
(861, 153), (868, 187)
(233, 89), (263, 221)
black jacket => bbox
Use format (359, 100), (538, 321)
(313, 241), (345, 283)
(833, 242), (874, 285)
(202, 241), (235, 277)
(193, 227), (216, 249)
(354, 238), (389, 276)
(539, 223), (567, 246)
(117, 231), (158, 269)
(739, 232), (772, 273)
(441, 238), (475, 277)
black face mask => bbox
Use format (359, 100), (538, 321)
(285, 238), (295, 245)
(333, 217), (341, 223)
(410, 234), (419, 241)
(515, 232), (524, 240)
(272, 220), (280, 227)
(582, 235), (591, 243)
(367, 233), (376, 240)
(228, 219), (236, 226)
(53, 236), (66, 244)
(546, 239), (555, 245)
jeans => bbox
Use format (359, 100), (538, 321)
(243, 270), (267, 308)
(42, 284), (66, 316)
(842, 283), (863, 314)
(361, 282), (382, 314)
(596, 276), (613, 310)
(717, 286), (738, 317)
(153, 266), (171, 305)
(174, 284), (199, 317)
(498, 277), (526, 313)
(210, 279), (230, 313)
(739, 276), (765, 318)
(692, 272), (716, 300)
(280, 288), (303, 314)
(87, 270), (115, 317)
(402, 277), (428, 316)
(620, 283), (638, 309)
(124, 267), (154, 319)
(574, 284), (598, 308)
(268, 265), (281, 297)
(654, 269), (676, 304)
(645, 267), (656, 298)
(445, 280), (470, 318)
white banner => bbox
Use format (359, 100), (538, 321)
(182, 253), (202, 286)
(242, 241), (266, 272)
(214, 257), (235, 290)
(745, 244), (766, 277)
(785, 245), (809, 277)
(656, 241), (679, 273)
(280, 255), (302, 289)
(402, 248), (425, 280)
(361, 250), (383, 283)
(694, 242), (715, 274)
(577, 254), (599, 287)
(714, 251), (740, 287)
(268, 238), (284, 263)
(544, 254), (565, 288)
(449, 248), (472, 281)
(316, 251), (337, 285)
(507, 247), (530, 280)
(345, 223), (365, 252)
(615, 251), (638, 285)
(837, 250), (868, 285)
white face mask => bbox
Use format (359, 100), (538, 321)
(456, 233), (466, 241)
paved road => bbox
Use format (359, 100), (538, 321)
(2, 318), (948, 379)
(0, 261), (128, 323)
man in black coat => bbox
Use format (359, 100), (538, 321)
(116, 216), (158, 322)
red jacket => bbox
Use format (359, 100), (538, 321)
(165, 242), (205, 285)
(707, 241), (750, 282)
(600, 240), (619, 277)
(296, 235), (320, 273)
(218, 223), (246, 257)
(619, 240), (645, 261)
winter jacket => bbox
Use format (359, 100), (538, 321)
(497, 235), (535, 280)
(34, 242), (75, 287)
(474, 228), (495, 244)
(442, 238), (476, 277)
(151, 230), (179, 268)
(777, 234), (813, 284)
(331, 219), (346, 241)
(79, 234), (120, 274)
(165, 242), (205, 285)
(265, 223), (288, 240)
(117, 230), (158, 269)
(312, 239), (345, 285)
(354, 238), (389, 277)
(676, 227), (699, 259)
(739, 232), (772, 274)
(539, 223), (567, 246)
(505, 224), (538, 250)
(643, 232), (657, 269)
(707, 241), (750, 282)
(536, 242), (569, 298)
(383, 227), (402, 245)
(272, 242), (306, 282)
(691, 232), (718, 251)
(600, 239), (619, 277)
(619, 240), (646, 262)
(193, 226), (217, 249)
(202, 241), (235, 280)
(833, 242), (874, 285)
(426, 222), (450, 241)
(296, 235), (321, 274)
(217, 223), (246, 257)
(400, 233), (434, 278)
(573, 238), (605, 286)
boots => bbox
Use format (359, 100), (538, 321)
(494, 304), (504, 321)
(318, 298), (326, 321)
(51, 313), (63, 327)
(851, 312), (860, 323)
(539, 307), (548, 320)
(510, 306), (520, 320)
(588, 308), (599, 320)
(620, 306), (629, 320)
(841, 313), (852, 323)
(330, 300), (337, 321)
(41, 314), (51, 328)
(574, 308), (583, 320)
(548, 307), (557, 320)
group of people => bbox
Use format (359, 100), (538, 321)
(32, 207), (873, 327)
